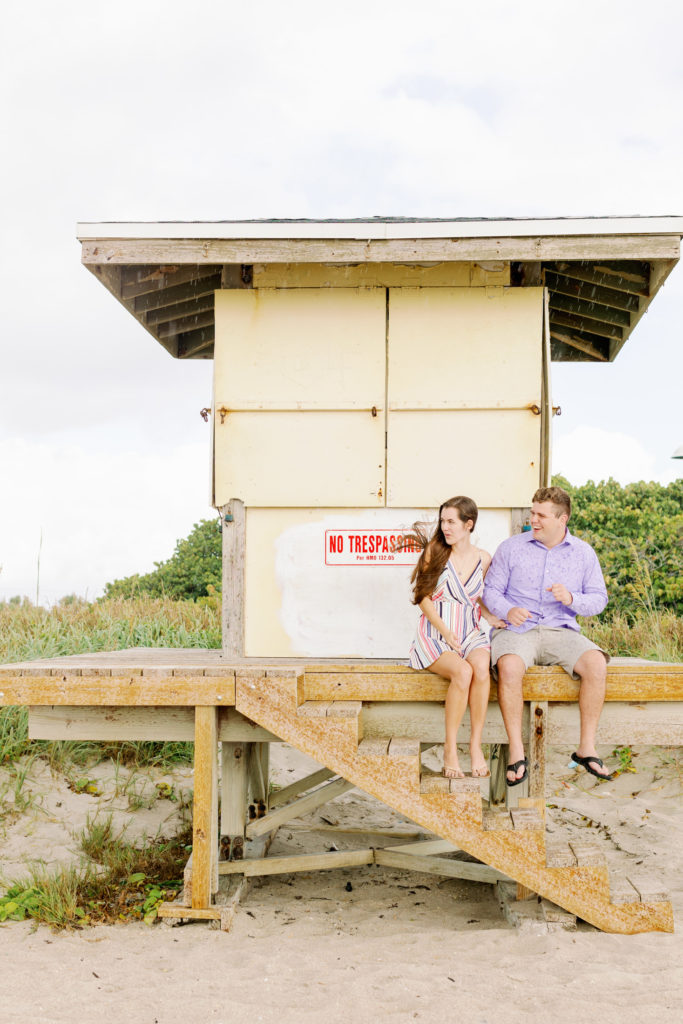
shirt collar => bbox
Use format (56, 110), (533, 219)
(524, 526), (574, 548)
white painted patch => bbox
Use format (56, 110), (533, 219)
(274, 508), (511, 658)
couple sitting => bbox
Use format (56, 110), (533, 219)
(409, 486), (612, 784)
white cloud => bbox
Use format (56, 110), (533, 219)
(552, 426), (681, 488)
(0, 438), (213, 603)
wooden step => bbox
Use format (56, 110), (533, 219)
(568, 840), (607, 868)
(297, 700), (362, 719)
(545, 841), (577, 868)
(420, 771), (481, 795)
(509, 808), (544, 831)
(357, 736), (420, 758)
(482, 809), (514, 831)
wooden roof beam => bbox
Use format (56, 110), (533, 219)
(121, 265), (220, 300)
(178, 326), (215, 359)
(545, 271), (640, 313)
(549, 292), (632, 328)
(133, 272), (221, 313)
(546, 260), (650, 295)
(157, 309), (214, 340)
(81, 233), (681, 266)
(550, 330), (609, 361)
(145, 295), (215, 326)
(548, 309), (623, 342)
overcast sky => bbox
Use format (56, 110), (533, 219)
(1, 0), (682, 603)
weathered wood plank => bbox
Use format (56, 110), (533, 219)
(157, 903), (221, 921)
(383, 838), (458, 855)
(0, 675), (236, 706)
(547, 701), (683, 745)
(222, 500), (245, 658)
(216, 876), (250, 931)
(245, 775), (354, 838)
(81, 234), (681, 265)
(134, 272), (221, 312)
(549, 330), (609, 362)
(192, 707), (219, 909)
(375, 849), (508, 884)
(388, 736), (420, 757)
(528, 702), (547, 798)
(218, 848), (375, 877)
(28, 705), (195, 741)
(269, 767), (335, 809)
(220, 741), (249, 842)
(120, 264), (218, 299)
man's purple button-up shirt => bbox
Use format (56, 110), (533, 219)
(482, 528), (608, 633)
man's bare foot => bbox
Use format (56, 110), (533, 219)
(506, 752), (527, 785)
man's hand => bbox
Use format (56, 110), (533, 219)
(546, 583), (573, 606)
(506, 606), (531, 627)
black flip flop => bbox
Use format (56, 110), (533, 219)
(506, 758), (527, 787)
(571, 752), (614, 782)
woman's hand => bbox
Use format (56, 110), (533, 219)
(441, 628), (461, 652)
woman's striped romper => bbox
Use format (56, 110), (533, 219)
(409, 558), (490, 669)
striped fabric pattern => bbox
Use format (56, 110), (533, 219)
(409, 558), (489, 668)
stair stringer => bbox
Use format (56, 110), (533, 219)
(235, 671), (673, 934)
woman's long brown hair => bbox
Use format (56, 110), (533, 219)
(407, 496), (479, 605)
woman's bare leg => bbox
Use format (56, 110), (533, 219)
(428, 652), (473, 778)
(466, 648), (491, 775)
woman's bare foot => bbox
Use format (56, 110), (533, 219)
(442, 747), (464, 779)
(470, 745), (490, 778)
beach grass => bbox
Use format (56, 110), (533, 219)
(0, 596), (221, 772)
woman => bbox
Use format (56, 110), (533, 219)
(408, 496), (504, 779)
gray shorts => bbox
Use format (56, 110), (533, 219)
(490, 626), (609, 680)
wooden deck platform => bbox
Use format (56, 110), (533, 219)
(1, 648), (682, 934)
(2, 648), (683, 703)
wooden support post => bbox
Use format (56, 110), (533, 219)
(220, 741), (249, 861)
(221, 498), (245, 657)
(192, 706), (219, 909)
(247, 741), (270, 819)
(489, 743), (508, 805)
(528, 701), (547, 799)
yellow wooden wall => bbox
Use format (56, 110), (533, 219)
(214, 280), (543, 509)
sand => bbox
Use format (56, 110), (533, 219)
(1, 744), (682, 1024)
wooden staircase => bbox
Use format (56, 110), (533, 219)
(235, 667), (673, 934)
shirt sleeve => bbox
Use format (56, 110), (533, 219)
(568, 546), (608, 617)
(482, 543), (515, 621)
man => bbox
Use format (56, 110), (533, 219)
(483, 486), (612, 785)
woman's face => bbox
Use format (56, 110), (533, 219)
(440, 507), (473, 545)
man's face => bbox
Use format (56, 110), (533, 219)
(529, 501), (568, 547)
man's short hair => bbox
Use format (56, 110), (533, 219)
(532, 486), (571, 519)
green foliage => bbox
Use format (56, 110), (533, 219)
(103, 518), (222, 600)
(0, 818), (190, 928)
(553, 475), (683, 618)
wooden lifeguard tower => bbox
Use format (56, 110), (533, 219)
(3, 216), (683, 932)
